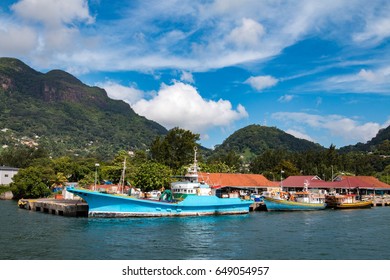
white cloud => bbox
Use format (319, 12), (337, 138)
(245, 75), (278, 91)
(11, 0), (94, 27)
(272, 112), (390, 144)
(226, 18), (265, 49)
(132, 82), (248, 133)
(285, 129), (315, 142)
(315, 67), (390, 94)
(3, 0), (390, 75)
(278, 95), (294, 103)
(97, 81), (145, 105)
(353, 8), (390, 45)
(0, 23), (37, 55)
(180, 71), (194, 83)
(0, 0), (95, 69)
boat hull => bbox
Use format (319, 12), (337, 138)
(67, 188), (253, 217)
(332, 200), (373, 209)
(263, 197), (326, 211)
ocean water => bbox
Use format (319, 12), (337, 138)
(1, 200), (390, 260)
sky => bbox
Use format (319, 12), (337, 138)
(1, 0), (390, 149)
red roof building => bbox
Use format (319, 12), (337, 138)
(281, 175), (390, 193)
(198, 172), (279, 190)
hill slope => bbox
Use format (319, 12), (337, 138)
(0, 57), (167, 158)
(214, 124), (324, 157)
(340, 125), (390, 154)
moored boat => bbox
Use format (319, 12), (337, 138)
(262, 189), (326, 211)
(325, 194), (373, 209)
(67, 148), (253, 217)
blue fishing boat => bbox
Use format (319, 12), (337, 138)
(262, 189), (326, 211)
(67, 148), (253, 217)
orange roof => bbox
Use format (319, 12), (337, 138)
(198, 172), (278, 188)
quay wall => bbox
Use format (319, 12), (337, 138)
(18, 198), (88, 217)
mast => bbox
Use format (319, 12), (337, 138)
(120, 157), (126, 194)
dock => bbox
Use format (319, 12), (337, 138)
(18, 198), (88, 217)
(372, 196), (390, 207)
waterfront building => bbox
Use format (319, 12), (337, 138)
(281, 175), (390, 195)
(198, 172), (279, 195)
(0, 166), (19, 186)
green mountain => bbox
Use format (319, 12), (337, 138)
(340, 125), (390, 154)
(213, 124), (324, 158)
(0, 57), (167, 158)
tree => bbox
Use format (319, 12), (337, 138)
(149, 127), (200, 172)
(208, 151), (242, 172)
(10, 166), (53, 199)
(132, 162), (172, 192)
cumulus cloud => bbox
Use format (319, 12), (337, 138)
(272, 112), (389, 144)
(278, 94), (294, 103)
(132, 82), (248, 133)
(245, 75), (278, 91)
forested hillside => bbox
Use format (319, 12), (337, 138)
(0, 57), (167, 158)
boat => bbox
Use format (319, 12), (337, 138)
(325, 194), (373, 209)
(262, 188), (327, 211)
(66, 148), (253, 217)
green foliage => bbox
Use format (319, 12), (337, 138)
(207, 150), (242, 172)
(0, 57), (167, 159)
(0, 146), (48, 168)
(10, 166), (53, 199)
(132, 162), (172, 192)
(214, 125), (323, 162)
(149, 127), (200, 173)
(198, 162), (236, 173)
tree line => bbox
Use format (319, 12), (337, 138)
(1, 128), (390, 199)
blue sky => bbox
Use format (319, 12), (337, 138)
(1, 0), (390, 149)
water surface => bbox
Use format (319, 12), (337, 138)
(1, 200), (389, 259)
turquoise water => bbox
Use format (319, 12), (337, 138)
(1, 200), (389, 260)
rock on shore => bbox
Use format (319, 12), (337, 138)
(0, 191), (14, 200)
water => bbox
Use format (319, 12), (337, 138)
(1, 200), (390, 260)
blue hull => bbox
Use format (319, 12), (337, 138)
(263, 197), (326, 211)
(67, 188), (253, 217)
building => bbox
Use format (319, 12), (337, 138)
(198, 172), (279, 195)
(0, 166), (19, 186)
(281, 175), (390, 195)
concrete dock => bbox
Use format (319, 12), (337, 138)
(18, 198), (88, 217)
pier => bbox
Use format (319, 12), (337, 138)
(372, 195), (390, 207)
(18, 198), (88, 217)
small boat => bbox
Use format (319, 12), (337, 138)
(67, 148), (253, 217)
(262, 189), (326, 211)
(325, 194), (373, 209)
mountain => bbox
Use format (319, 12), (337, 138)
(213, 124), (324, 157)
(340, 125), (390, 154)
(0, 57), (167, 158)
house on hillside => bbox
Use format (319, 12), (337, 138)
(0, 166), (19, 186)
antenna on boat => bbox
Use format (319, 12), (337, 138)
(194, 146), (197, 167)
(120, 157), (126, 194)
